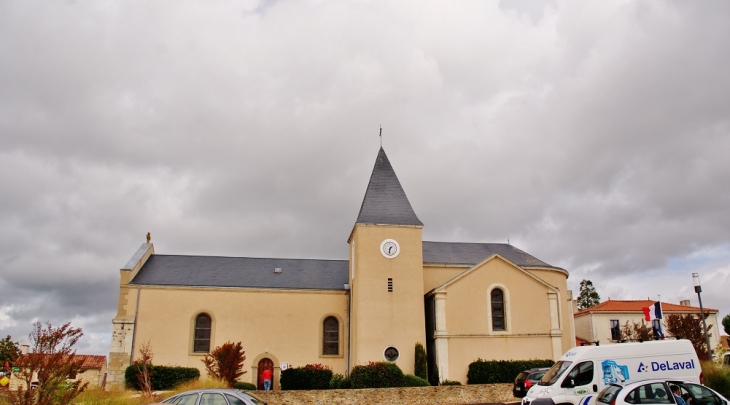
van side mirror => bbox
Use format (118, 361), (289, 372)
(562, 378), (576, 388)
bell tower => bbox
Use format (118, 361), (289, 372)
(347, 148), (426, 374)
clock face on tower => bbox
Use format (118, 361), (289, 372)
(380, 239), (400, 259)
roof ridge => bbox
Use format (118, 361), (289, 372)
(152, 254), (348, 262)
(423, 241), (511, 246)
(575, 299), (718, 315)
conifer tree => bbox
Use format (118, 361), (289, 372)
(414, 342), (428, 381)
(577, 279), (601, 310)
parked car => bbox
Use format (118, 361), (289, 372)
(514, 368), (550, 398)
(158, 388), (267, 405)
(594, 379), (728, 405)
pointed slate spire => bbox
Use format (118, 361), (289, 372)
(355, 148), (423, 226)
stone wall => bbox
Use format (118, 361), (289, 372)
(254, 383), (517, 405)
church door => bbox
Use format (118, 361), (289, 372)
(257, 358), (274, 390)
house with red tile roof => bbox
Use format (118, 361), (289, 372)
(574, 299), (720, 353)
(6, 353), (107, 391)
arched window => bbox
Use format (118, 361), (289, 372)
(491, 289), (505, 331)
(194, 313), (212, 353)
(323, 316), (339, 355)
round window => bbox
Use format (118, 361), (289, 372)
(384, 346), (399, 362)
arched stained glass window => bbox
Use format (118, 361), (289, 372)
(194, 313), (212, 353)
(323, 316), (339, 355)
(491, 289), (505, 331)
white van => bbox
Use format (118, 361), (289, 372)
(522, 340), (701, 405)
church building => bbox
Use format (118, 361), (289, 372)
(107, 147), (575, 390)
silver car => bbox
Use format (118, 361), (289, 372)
(594, 379), (728, 405)
(158, 389), (267, 405)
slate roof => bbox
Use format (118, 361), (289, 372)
(355, 148), (423, 227)
(130, 242), (561, 290)
(130, 255), (350, 290)
(574, 299), (718, 317)
(423, 241), (562, 269)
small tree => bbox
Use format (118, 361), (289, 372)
(666, 314), (713, 360)
(621, 320), (654, 342)
(202, 341), (246, 388)
(722, 314), (730, 346)
(414, 342), (428, 382)
(0, 335), (21, 368)
(577, 280), (601, 310)
(134, 341), (154, 397)
(5, 322), (88, 405)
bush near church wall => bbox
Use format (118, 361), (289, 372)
(467, 359), (554, 384)
(124, 364), (200, 390)
(350, 362), (404, 388)
(401, 374), (431, 387)
(280, 364), (333, 390)
(234, 381), (257, 390)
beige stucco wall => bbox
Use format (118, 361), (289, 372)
(131, 286), (349, 384)
(431, 256), (573, 383)
(575, 311), (721, 348)
(528, 267), (575, 353)
(349, 224), (426, 374)
(423, 265), (469, 294)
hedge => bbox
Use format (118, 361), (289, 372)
(402, 374), (430, 387)
(330, 374), (352, 389)
(125, 364), (200, 390)
(280, 364), (333, 390)
(467, 359), (554, 384)
(233, 381), (257, 390)
(350, 362), (404, 389)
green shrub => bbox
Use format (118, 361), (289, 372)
(467, 359), (554, 384)
(280, 364), (333, 390)
(329, 373), (352, 389)
(233, 381), (257, 390)
(701, 362), (730, 397)
(401, 374), (430, 387)
(124, 364), (200, 390)
(415, 343), (428, 381)
(440, 379), (462, 386)
(350, 361), (404, 388)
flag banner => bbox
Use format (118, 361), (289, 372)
(643, 301), (663, 321)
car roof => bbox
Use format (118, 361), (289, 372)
(604, 379), (697, 389)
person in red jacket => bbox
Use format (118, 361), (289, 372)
(262, 368), (273, 391)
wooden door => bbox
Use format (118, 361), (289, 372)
(257, 358), (273, 390)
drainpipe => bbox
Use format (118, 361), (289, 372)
(345, 283), (351, 375)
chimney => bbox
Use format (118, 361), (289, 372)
(680, 300), (691, 306)
(21, 344), (29, 355)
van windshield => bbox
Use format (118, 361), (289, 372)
(539, 361), (573, 386)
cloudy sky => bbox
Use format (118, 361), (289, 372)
(1, 0), (729, 354)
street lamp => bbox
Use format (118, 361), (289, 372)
(692, 273), (713, 360)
